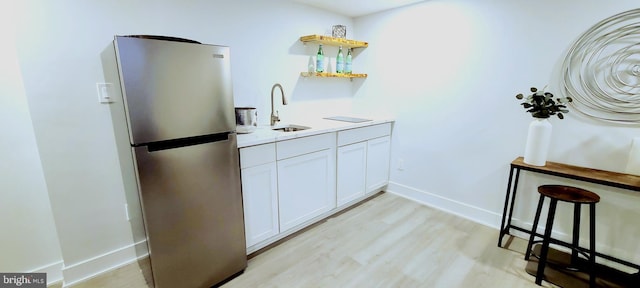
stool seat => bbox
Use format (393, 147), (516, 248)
(538, 185), (600, 204)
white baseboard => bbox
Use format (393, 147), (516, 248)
(385, 182), (609, 255)
(30, 260), (64, 286)
(386, 181), (574, 239)
(386, 181), (502, 229)
(62, 240), (148, 287)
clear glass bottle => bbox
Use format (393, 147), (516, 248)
(336, 45), (344, 74)
(316, 44), (324, 73)
(345, 48), (352, 74)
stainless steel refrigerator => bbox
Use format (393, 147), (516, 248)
(113, 35), (246, 288)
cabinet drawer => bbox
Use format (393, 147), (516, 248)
(240, 143), (276, 168)
(277, 133), (336, 160)
(337, 123), (391, 146)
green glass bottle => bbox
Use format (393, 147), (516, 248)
(316, 44), (324, 73)
(345, 48), (352, 74)
(336, 45), (344, 74)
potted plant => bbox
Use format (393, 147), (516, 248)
(516, 86), (572, 119)
(515, 86), (572, 166)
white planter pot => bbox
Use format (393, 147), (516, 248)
(523, 118), (552, 166)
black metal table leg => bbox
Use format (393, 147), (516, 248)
(499, 166), (521, 247)
(498, 165), (516, 247)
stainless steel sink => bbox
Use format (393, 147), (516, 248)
(271, 124), (311, 132)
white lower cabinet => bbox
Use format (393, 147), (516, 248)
(366, 135), (391, 193)
(239, 143), (278, 249)
(241, 162), (278, 247)
(277, 148), (336, 231)
(240, 133), (336, 252)
(337, 123), (392, 207)
(239, 123), (391, 252)
(336, 142), (367, 206)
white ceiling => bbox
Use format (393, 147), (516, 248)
(291, 0), (425, 18)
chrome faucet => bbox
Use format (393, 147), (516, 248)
(270, 83), (288, 126)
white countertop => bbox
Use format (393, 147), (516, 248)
(236, 116), (394, 148)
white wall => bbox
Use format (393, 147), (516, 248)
(11, 0), (640, 284)
(0, 2), (64, 284)
(355, 0), (640, 267)
(11, 0), (354, 285)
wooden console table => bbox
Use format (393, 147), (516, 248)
(498, 156), (640, 270)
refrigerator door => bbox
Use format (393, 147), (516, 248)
(115, 36), (235, 145)
(133, 133), (246, 288)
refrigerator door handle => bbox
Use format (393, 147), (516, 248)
(146, 132), (232, 152)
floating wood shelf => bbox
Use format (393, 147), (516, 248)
(299, 35), (368, 49)
(299, 35), (368, 80)
(300, 72), (368, 78)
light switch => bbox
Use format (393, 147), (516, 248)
(97, 83), (114, 104)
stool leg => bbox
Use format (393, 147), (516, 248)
(571, 203), (581, 267)
(525, 194), (546, 261)
(589, 203), (596, 288)
(536, 199), (558, 286)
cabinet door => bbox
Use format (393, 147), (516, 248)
(337, 142), (367, 207)
(241, 162), (279, 248)
(366, 136), (391, 193)
(278, 149), (336, 232)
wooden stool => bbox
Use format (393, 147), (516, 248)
(524, 185), (600, 287)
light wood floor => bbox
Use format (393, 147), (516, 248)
(53, 192), (555, 287)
